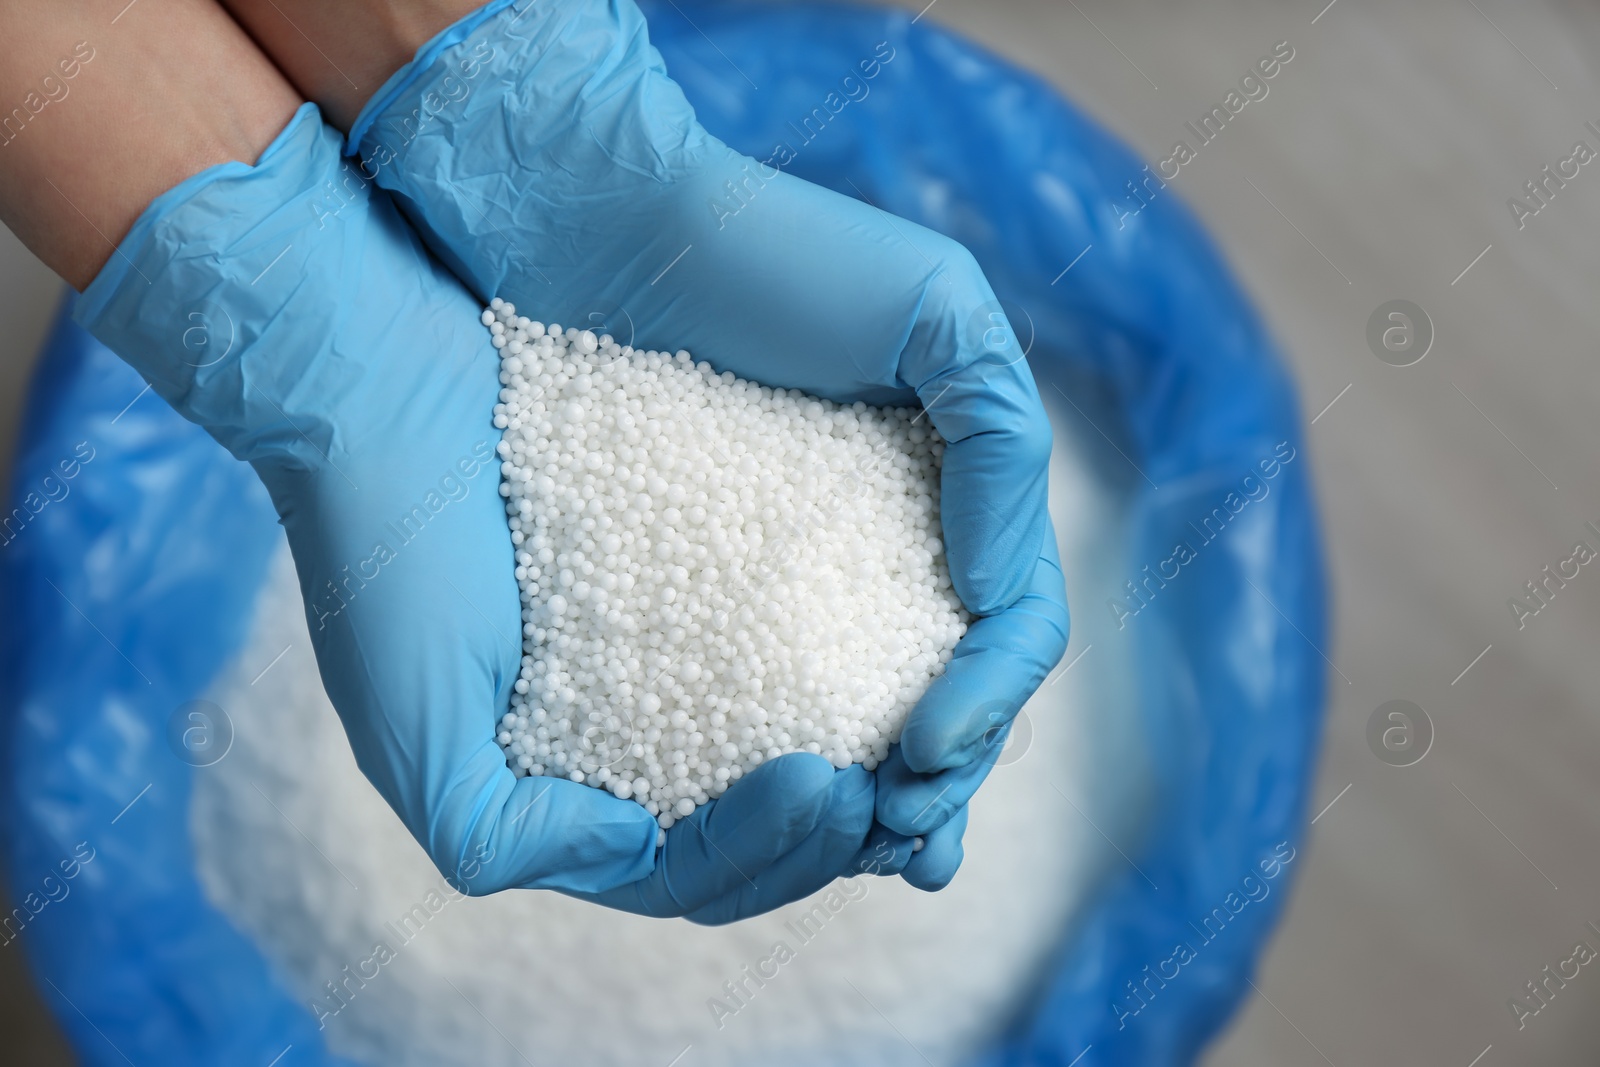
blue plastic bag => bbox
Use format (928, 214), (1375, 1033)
(1, 3), (1326, 1064)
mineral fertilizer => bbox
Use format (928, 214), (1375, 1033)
(484, 299), (968, 827)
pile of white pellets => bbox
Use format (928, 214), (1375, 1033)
(483, 299), (968, 827)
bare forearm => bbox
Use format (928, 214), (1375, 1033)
(220, 0), (483, 130)
(0, 0), (300, 289)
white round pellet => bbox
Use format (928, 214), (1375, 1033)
(483, 299), (968, 817)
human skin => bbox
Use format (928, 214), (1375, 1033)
(0, 0), (299, 290)
(217, 0), (482, 129)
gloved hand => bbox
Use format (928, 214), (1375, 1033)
(73, 102), (874, 922)
(344, 0), (1071, 885)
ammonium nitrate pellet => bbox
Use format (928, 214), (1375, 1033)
(484, 300), (968, 828)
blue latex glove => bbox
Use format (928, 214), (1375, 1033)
(345, 0), (1071, 882)
(72, 103), (873, 921)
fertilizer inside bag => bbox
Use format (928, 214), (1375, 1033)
(3, 2), (1325, 1065)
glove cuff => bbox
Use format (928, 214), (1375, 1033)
(73, 104), (378, 468)
(344, 0), (521, 157)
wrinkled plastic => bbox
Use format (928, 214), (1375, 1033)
(1, 3), (1326, 1065)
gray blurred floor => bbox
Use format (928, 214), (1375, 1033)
(6, 1), (1600, 1064)
(0, 227), (76, 1062)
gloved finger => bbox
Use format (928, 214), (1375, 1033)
(874, 726), (1004, 838)
(847, 822), (917, 878)
(572, 752), (838, 917)
(685, 765), (876, 926)
(425, 745), (658, 896)
(900, 246), (1053, 616)
(899, 529), (1068, 775)
(902, 806), (969, 892)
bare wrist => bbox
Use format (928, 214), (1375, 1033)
(0, 0), (299, 289)
(221, 0), (486, 130)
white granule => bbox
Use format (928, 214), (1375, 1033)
(485, 299), (968, 824)
(190, 384), (1148, 1067)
